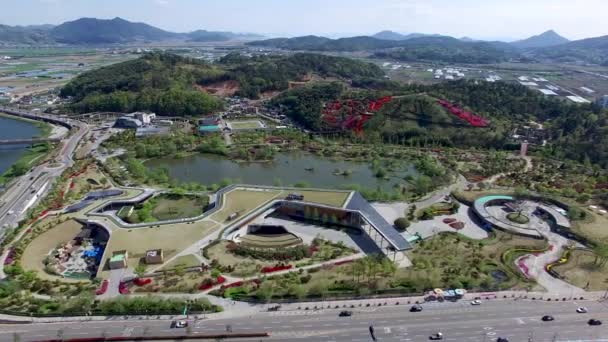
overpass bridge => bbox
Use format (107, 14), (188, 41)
(0, 138), (61, 145)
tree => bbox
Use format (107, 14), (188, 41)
(394, 217), (410, 232)
(134, 264), (147, 278)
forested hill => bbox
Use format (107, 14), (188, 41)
(271, 80), (608, 167)
(60, 52), (384, 115)
(248, 36), (514, 64)
(215, 52), (384, 98)
(60, 52), (224, 116)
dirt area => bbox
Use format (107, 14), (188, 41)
(553, 249), (605, 291)
(21, 219), (85, 283)
(99, 220), (218, 277)
(197, 80), (239, 97)
(67, 165), (109, 198)
(209, 189), (283, 223)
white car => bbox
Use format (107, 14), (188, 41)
(174, 320), (188, 328)
(470, 300), (482, 305)
(577, 307), (588, 313)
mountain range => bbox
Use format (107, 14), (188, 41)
(0, 17), (263, 46)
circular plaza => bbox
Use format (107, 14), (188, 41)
(472, 195), (571, 238)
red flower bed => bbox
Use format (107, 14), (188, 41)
(261, 264), (292, 273)
(449, 222), (465, 230)
(118, 282), (130, 295)
(96, 280), (109, 295)
(199, 283), (214, 291)
(216, 275), (226, 284)
(333, 259), (354, 266)
(133, 278), (152, 287)
(443, 218), (457, 224)
(223, 281), (244, 289)
(199, 276), (226, 291)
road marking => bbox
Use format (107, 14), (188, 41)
(516, 318), (525, 324)
(121, 327), (134, 337)
(384, 327), (392, 334)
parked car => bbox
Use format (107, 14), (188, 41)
(410, 305), (423, 312)
(576, 307), (588, 313)
(338, 310), (352, 317)
(470, 300), (482, 305)
(588, 319), (602, 326)
(429, 332), (444, 340)
(497, 338), (509, 342)
(542, 315), (555, 321)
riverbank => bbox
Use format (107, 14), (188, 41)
(0, 114), (55, 186)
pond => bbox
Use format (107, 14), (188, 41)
(145, 152), (419, 191)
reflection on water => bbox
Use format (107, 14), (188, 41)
(145, 151), (418, 190)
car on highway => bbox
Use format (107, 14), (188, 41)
(576, 307), (588, 313)
(541, 315), (555, 321)
(470, 300), (481, 305)
(588, 319), (602, 326)
(171, 320), (188, 328)
(497, 338), (509, 342)
(429, 332), (444, 340)
(338, 310), (352, 317)
(410, 304), (423, 312)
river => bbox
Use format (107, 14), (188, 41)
(0, 115), (42, 176)
(145, 152), (418, 190)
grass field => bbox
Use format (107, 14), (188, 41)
(99, 220), (218, 278)
(21, 219), (85, 283)
(210, 189), (283, 223)
(151, 195), (208, 221)
(159, 254), (202, 271)
(228, 120), (264, 130)
(553, 249), (605, 291)
(572, 211), (608, 243)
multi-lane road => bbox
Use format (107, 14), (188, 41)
(1, 299), (608, 341)
(0, 109), (88, 244)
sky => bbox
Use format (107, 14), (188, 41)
(1, 0), (606, 41)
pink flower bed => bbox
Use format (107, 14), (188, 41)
(119, 282), (130, 295)
(261, 264), (292, 273)
(518, 256), (530, 278)
(95, 280), (109, 295)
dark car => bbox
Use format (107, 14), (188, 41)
(497, 338), (509, 342)
(589, 319), (602, 326)
(429, 332), (443, 340)
(410, 305), (423, 312)
(339, 310), (352, 317)
(542, 315), (555, 321)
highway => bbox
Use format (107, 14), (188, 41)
(1, 299), (608, 341)
(0, 109), (88, 245)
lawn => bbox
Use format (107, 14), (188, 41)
(553, 249), (606, 291)
(99, 220), (218, 278)
(228, 120), (264, 130)
(159, 254), (202, 271)
(21, 219), (85, 283)
(572, 211), (608, 243)
(127, 194), (209, 223)
(209, 188), (283, 223)
(285, 190), (351, 208)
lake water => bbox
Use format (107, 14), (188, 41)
(146, 152), (418, 190)
(0, 116), (42, 175)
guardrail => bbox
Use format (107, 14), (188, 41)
(0, 106), (73, 130)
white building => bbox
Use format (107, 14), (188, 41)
(133, 112), (156, 125)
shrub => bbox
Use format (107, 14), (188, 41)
(394, 218), (410, 231)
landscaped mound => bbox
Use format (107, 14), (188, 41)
(507, 212), (530, 224)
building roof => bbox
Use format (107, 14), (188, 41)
(346, 192), (411, 251)
(199, 125), (221, 132)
